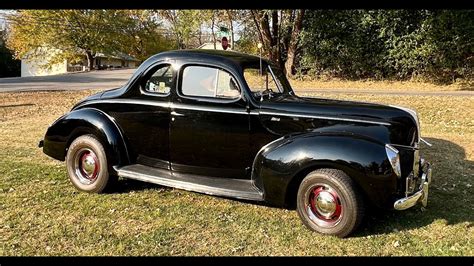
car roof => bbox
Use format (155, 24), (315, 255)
(151, 49), (268, 68)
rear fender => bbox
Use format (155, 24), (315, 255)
(42, 108), (130, 169)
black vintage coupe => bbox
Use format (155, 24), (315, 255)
(39, 50), (432, 237)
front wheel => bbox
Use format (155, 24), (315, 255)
(296, 169), (365, 238)
(66, 134), (116, 193)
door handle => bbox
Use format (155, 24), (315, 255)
(171, 111), (185, 117)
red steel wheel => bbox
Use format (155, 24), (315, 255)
(76, 149), (100, 184)
(66, 135), (116, 193)
(296, 169), (365, 238)
(307, 184), (343, 228)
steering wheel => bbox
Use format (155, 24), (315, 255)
(259, 88), (274, 101)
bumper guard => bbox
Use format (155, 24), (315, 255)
(394, 161), (432, 210)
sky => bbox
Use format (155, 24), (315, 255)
(0, 10), (15, 30)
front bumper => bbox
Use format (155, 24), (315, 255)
(393, 161), (432, 210)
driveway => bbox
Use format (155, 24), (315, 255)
(296, 89), (474, 97)
(0, 69), (137, 92)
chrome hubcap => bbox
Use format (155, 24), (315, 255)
(307, 184), (343, 228)
(315, 191), (337, 219)
(74, 148), (100, 185)
(81, 153), (97, 177)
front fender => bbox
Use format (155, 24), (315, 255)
(42, 108), (129, 168)
(252, 132), (397, 208)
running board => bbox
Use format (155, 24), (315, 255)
(117, 164), (264, 201)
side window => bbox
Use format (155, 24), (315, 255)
(181, 66), (240, 99)
(144, 64), (173, 94)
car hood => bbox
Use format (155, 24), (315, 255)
(258, 94), (419, 146)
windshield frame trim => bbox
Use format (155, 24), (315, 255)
(267, 65), (284, 93)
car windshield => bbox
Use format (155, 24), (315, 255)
(243, 63), (294, 100)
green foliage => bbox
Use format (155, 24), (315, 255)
(113, 10), (174, 61)
(234, 18), (259, 55)
(159, 10), (206, 49)
(300, 10), (473, 83)
(4, 9), (472, 83)
(5, 10), (174, 68)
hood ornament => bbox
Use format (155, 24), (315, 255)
(420, 138), (433, 147)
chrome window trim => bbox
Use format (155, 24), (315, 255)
(171, 103), (249, 115)
(214, 68), (219, 97)
(267, 65), (284, 93)
(79, 100), (392, 125)
(139, 63), (173, 97)
(78, 99), (171, 109)
(178, 64), (243, 104)
(77, 99), (260, 116)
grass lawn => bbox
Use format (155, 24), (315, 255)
(0, 90), (473, 256)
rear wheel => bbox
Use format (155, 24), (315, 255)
(66, 135), (116, 193)
(296, 169), (365, 238)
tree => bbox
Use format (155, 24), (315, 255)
(6, 10), (119, 70)
(159, 10), (203, 49)
(0, 29), (20, 77)
(284, 10), (305, 76)
(5, 10), (172, 70)
(300, 10), (473, 82)
(249, 10), (306, 76)
(113, 10), (174, 61)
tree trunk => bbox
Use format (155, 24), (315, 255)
(251, 10), (283, 64)
(198, 26), (203, 46)
(250, 10), (265, 48)
(85, 50), (94, 71)
(211, 12), (216, 50)
(261, 12), (277, 62)
(226, 10), (235, 49)
(284, 9), (305, 76)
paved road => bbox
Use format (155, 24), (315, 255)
(296, 89), (474, 97)
(0, 69), (137, 92)
(0, 69), (472, 96)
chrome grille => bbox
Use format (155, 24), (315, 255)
(413, 147), (420, 177)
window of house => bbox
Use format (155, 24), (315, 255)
(144, 64), (173, 94)
(181, 66), (240, 99)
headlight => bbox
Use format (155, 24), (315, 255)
(385, 144), (401, 177)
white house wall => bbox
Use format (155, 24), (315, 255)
(21, 58), (68, 77)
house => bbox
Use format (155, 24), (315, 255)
(93, 52), (141, 70)
(198, 35), (232, 51)
(21, 48), (140, 77)
(198, 42), (229, 50)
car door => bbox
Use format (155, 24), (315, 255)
(106, 63), (174, 169)
(170, 64), (251, 179)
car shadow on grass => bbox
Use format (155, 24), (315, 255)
(109, 137), (473, 237)
(112, 178), (164, 193)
